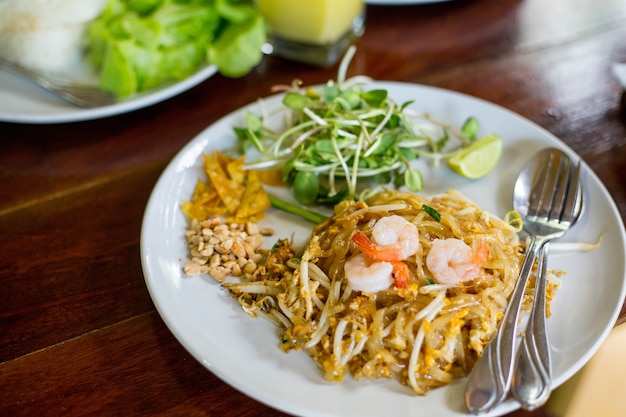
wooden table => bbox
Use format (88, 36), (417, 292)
(1, 0), (625, 416)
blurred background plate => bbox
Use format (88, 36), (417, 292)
(0, 61), (217, 124)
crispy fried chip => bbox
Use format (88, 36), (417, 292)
(182, 179), (228, 219)
(234, 170), (271, 220)
(253, 168), (285, 187)
(226, 156), (246, 185)
(183, 151), (272, 222)
(204, 153), (245, 212)
(226, 211), (266, 224)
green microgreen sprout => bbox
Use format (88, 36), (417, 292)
(238, 46), (489, 207)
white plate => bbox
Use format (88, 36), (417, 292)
(366, 0), (452, 5)
(140, 81), (626, 417)
(0, 60), (217, 124)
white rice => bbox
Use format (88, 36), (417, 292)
(0, 0), (106, 74)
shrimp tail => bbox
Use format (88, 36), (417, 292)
(392, 262), (410, 289)
(351, 230), (404, 262)
(351, 230), (371, 250)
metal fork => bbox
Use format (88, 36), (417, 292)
(511, 154), (582, 410)
(464, 148), (581, 414)
(0, 56), (117, 108)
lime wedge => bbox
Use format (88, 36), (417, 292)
(448, 134), (503, 179)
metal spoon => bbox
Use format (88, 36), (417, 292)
(510, 149), (583, 409)
(465, 147), (582, 414)
(0, 56), (116, 108)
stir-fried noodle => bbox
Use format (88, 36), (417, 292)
(224, 189), (555, 395)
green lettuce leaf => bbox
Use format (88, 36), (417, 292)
(87, 0), (265, 98)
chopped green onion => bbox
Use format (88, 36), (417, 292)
(422, 204), (441, 222)
(268, 195), (327, 224)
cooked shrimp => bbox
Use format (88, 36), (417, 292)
(349, 215), (418, 290)
(351, 215), (420, 262)
(425, 238), (489, 285)
(344, 253), (394, 293)
(391, 261), (410, 289)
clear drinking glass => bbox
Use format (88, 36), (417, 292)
(257, 0), (366, 67)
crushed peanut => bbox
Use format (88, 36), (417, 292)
(183, 215), (274, 282)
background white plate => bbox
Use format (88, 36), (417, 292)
(141, 81), (626, 417)
(0, 61), (217, 124)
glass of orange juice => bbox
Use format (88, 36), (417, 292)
(257, 0), (365, 67)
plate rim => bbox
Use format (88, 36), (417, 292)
(0, 64), (217, 124)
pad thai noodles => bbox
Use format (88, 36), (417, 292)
(224, 189), (559, 395)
